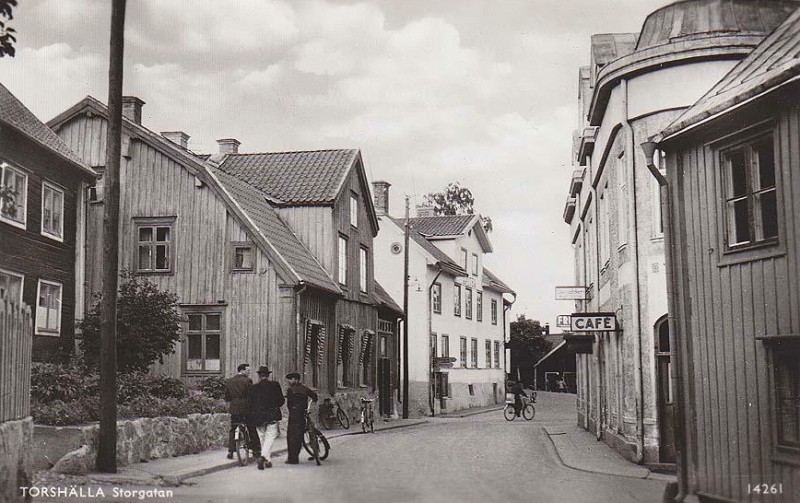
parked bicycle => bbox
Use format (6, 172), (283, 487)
(504, 392), (536, 421)
(359, 397), (375, 433)
(318, 396), (350, 430)
(302, 409), (330, 465)
(232, 420), (251, 466)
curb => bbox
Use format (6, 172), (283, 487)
(436, 406), (504, 418)
(542, 426), (660, 481)
(174, 419), (428, 482)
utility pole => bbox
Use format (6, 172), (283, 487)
(97, 0), (126, 473)
(402, 196), (410, 419)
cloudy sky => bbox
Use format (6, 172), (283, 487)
(1, 0), (669, 328)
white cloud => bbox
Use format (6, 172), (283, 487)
(235, 62), (287, 90)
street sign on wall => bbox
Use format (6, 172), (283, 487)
(570, 313), (617, 332)
(555, 286), (588, 300)
(556, 315), (571, 328)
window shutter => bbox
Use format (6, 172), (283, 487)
(338, 325), (346, 364)
(317, 324), (326, 365)
(304, 320), (313, 365)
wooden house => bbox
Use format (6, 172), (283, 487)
(0, 83), (97, 360)
(48, 96), (402, 416)
(652, 8), (800, 502)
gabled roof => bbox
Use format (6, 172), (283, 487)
(0, 83), (94, 177)
(374, 281), (403, 316)
(47, 96), (339, 294)
(385, 216), (467, 277)
(215, 149), (357, 205)
(658, 7), (800, 141)
(535, 340), (567, 368)
(399, 214), (493, 253)
(209, 167), (341, 294)
(482, 267), (515, 295)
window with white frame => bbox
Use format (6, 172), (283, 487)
(441, 334), (449, 358)
(232, 243), (254, 271)
(36, 279), (62, 335)
(459, 337), (467, 367)
(491, 299), (498, 325)
(476, 291), (483, 322)
(461, 248), (468, 270)
(41, 181), (64, 241)
(1, 162), (27, 228)
(773, 346), (800, 451)
(136, 219), (174, 272)
(454, 284), (462, 317)
(494, 341), (501, 368)
(616, 152), (628, 247)
(465, 287), (472, 320)
(652, 149), (666, 237)
(472, 253), (479, 276)
(185, 311), (222, 373)
(721, 134), (778, 249)
(471, 338), (478, 368)
(432, 282), (442, 314)
(0, 269), (24, 304)
(338, 235), (348, 285)
(485, 339), (491, 368)
(359, 246), (368, 293)
(350, 193), (358, 228)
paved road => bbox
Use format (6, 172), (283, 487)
(167, 397), (666, 503)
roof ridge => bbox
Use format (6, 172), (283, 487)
(225, 148), (357, 156)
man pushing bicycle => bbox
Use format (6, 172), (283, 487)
(284, 372), (318, 464)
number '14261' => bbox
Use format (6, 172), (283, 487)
(748, 483), (783, 495)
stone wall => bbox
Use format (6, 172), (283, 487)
(52, 413), (230, 475)
(0, 417), (34, 503)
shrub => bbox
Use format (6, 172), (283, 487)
(197, 376), (226, 400)
(79, 271), (183, 372)
(147, 374), (187, 399)
(32, 397), (101, 426)
(32, 395), (228, 425)
(31, 361), (87, 403)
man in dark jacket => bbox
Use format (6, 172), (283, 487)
(248, 366), (285, 469)
(224, 363), (260, 459)
(509, 381), (528, 417)
(285, 372), (318, 464)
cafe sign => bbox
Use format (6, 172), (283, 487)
(570, 313), (617, 332)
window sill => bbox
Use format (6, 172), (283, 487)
(41, 231), (64, 243)
(650, 234), (664, 243)
(358, 384), (369, 389)
(718, 240), (785, 267)
(0, 216), (26, 230)
(182, 370), (222, 376)
(136, 270), (174, 275)
(231, 269), (255, 274)
(34, 329), (60, 337)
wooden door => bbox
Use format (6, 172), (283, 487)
(378, 357), (391, 416)
(656, 318), (677, 463)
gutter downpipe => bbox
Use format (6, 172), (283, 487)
(428, 265), (443, 416)
(622, 78), (646, 464)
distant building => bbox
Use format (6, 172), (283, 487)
(49, 96), (402, 418)
(533, 334), (577, 393)
(0, 83), (97, 359)
(563, 0), (799, 467)
(652, 8), (800, 502)
(373, 183), (514, 417)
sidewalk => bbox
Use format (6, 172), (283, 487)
(543, 424), (676, 482)
(436, 404), (505, 418)
(75, 417), (428, 487)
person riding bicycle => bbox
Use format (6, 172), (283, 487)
(285, 372), (318, 465)
(509, 381), (528, 418)
(224, 363), (261, 460)
(248, 366), (284, 470)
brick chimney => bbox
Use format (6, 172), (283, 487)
(161, 131), (190, 150)
(372, 181), (391, 216)
(122, 96), (145, 125)
(416, 205), (435, 218)
(217, 138), (241, 155)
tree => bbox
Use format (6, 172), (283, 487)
(422, 181), (493, 233)
(80, 272), (183, 373)
(0, 0), (17, 57)
(508, 315), (553, 383)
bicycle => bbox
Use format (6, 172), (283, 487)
(302, 409), (330, 465)
(232, 421), (251, 466)
(359, 397), (375, 433)
(504, 393), (536, 421)
(318, 397), (350, 430)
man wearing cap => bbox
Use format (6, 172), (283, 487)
(248, 366), (285, 469)
(285, 372), (318, 464)
(224, 363), (260, 460)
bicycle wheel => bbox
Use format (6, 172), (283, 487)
(523, 404), (536, 421)
(308, 431), (321, 465)
(234, 426), (250, 466)
(337, 408), (350, 429)
(317, 433), (330, 460)
(361, 410), (367, 433)
(503, 405), (516, 421)
(368, 409), (374, 433)
(319, 412), (334, 430)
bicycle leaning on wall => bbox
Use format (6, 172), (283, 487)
(359, 397), (375, 433)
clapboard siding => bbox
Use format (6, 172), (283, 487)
(334, 161), (375, 303)
(55, 114), (297, 384)
(668, 93), (800, 501)
(277, 206), (334, 274)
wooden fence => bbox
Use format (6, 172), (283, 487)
(0, 292), (32, 422)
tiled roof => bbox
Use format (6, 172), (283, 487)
(374, 281), (403, 315)
(401, 215), (476, 237)
(0, 84), (94, 176)
(482, 267), (515, 294)
(591, 33), (638, 67)
(215, 149), (358, 205)
(387, 216), (464, 273)
(659, 7), (800, 140)
(210, 167), (341, 294)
